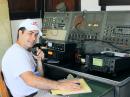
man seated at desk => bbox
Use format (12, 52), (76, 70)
(2, 19), (81, 97)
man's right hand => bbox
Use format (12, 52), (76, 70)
(57, 80), (81, 91)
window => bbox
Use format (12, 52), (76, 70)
(8, 0), (44, 20)
(45, 0), (81, 12)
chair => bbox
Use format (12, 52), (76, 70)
(0, 71), (10, 97)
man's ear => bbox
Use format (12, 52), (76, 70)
(17, 30), (24, 40)
(19, 30), (23, 35)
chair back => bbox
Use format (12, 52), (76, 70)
(0, 72), (10, 97)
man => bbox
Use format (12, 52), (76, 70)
(2, 19), (81, 97)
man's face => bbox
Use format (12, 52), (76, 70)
(18, 30), (39, 49)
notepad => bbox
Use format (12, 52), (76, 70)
(51, 79), (92, 95)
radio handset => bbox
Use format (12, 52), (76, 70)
(31, 44), (42, 56)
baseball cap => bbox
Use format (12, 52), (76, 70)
(19, 19), (42, 36)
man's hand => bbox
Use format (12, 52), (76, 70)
(33, 47), (44, 62)
(57, 79), (81, 91)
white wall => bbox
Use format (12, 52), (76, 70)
(81, 0), (130, 11)
(107, 6), (130, 11)
(81, 0), (100, 11)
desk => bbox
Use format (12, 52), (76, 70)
(69, 80), (114, 97)
(44, 63), (130, 97)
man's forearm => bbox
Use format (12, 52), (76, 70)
(37, 61), (44, 76)
(21, 71), (81, 92)
(21, 71), (59, 90)
(28, 75), (59, 90)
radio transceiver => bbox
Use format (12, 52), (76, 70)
(85, 54), (130, 74)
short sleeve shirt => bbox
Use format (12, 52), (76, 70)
(2, 43), (39, 97)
